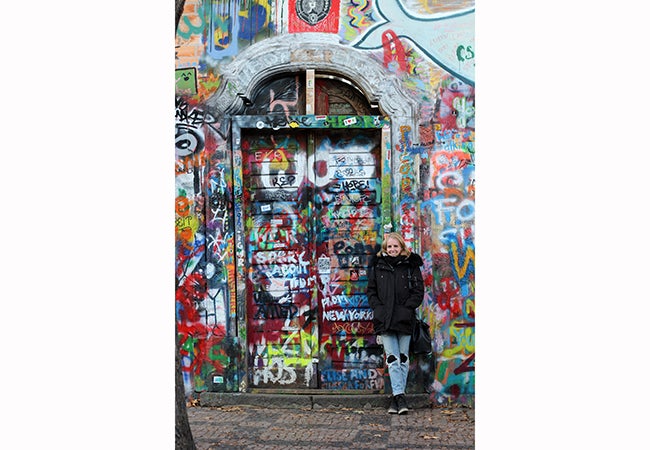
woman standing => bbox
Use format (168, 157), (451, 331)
(367, 232), (424, 414)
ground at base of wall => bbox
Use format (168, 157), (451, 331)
(196, 391), (472, 410)
(187, 401), (475, 450)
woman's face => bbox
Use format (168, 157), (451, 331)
(385, 237), (402, 257)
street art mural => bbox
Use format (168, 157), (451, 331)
(176, 0), (475, 404)
(288, 0), (341, 33)
(351, 0), (474, 85)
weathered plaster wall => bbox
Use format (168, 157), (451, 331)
(175, 0), (475, 404)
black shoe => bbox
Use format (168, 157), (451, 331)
(395, 394), (409, 415)
(388, 396), (398, 414)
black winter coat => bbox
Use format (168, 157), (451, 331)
(367, 252), (424, 335)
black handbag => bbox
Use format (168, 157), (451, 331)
(406, 267), (432, 355)
(410, 318), (432, 355)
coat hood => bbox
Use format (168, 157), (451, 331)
(406, 252), (424, 267)
(371, 251), (423, 268)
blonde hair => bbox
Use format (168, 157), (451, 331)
(378, 232), (411, 257)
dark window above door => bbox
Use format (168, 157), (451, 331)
(242, 72), (379, 117)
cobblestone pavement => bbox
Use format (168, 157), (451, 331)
(187, 403), (474, 449)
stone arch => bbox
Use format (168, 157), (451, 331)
(204, 33), (419, 139)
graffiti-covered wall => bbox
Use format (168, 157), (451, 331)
(175, 0), (475, 405)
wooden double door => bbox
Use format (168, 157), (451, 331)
(240, 125), (387, 391)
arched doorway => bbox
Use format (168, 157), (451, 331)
(205, 34), (420, 392)
(233, 72), (388, 391)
